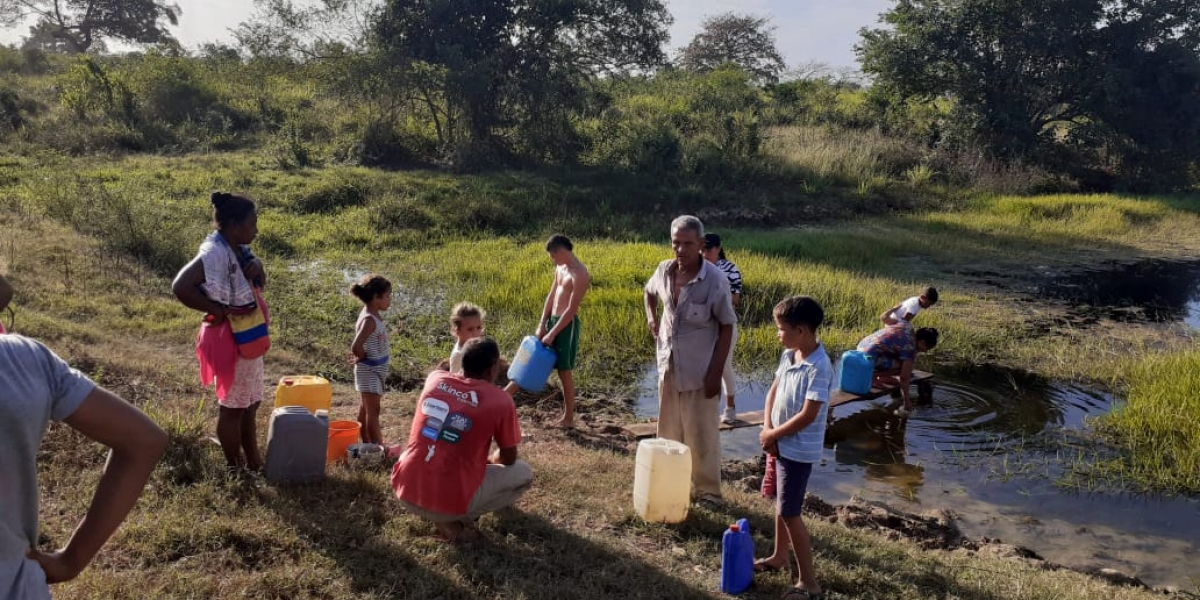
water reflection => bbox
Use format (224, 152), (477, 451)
(634, 363), (1110, 460)
(826, 408), (924, 500)
(1038, 259), (1200, 328)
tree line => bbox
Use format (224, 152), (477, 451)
(2, 0), (1199, 191)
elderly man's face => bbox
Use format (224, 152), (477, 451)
(671, 227), (703, 267)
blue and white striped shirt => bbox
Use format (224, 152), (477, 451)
(770, 343), (832, 464)
(715, 258), (743, 296)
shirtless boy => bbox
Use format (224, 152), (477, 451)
(506, 234), (590, 428)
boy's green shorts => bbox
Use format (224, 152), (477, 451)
(546, 315), (580, 370)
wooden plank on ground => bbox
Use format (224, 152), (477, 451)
(622, 371), (934, 439)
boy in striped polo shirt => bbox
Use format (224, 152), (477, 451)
(755, 296), (830, 600)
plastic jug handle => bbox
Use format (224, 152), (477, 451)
(736, 518), (750, 536)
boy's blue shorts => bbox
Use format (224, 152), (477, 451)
(775, 455), (813, 518)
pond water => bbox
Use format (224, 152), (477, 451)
(635, 365), (1200, 588)
(1037, 259), (1200, 328)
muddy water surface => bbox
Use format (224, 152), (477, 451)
(635, 365), (1200, 588)
(1038, 259), (1200, 328)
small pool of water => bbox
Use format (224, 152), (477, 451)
(1038, 259), (1200, 328)
(635, 364), (1200, 588)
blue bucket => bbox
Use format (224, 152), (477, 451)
(507, 335), (558, 392)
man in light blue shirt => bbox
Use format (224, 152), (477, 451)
(1, 334), (167, 599)
(756, 296), (831, 599)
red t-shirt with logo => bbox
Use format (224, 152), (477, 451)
(391, 372), (521, 515)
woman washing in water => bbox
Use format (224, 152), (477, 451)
(172, 192), (269, 472)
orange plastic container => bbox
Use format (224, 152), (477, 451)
(327, 420), (361, 464)
(275, 375), (332, 414)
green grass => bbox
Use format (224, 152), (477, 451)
(762, 125), (926, 190)
(1092, 351), (1200, 495)
(6, 152), (1200, 598)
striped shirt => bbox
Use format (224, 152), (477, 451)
(715, 258), (743, 295)
(356, 310), (389, 365)
(770, 343), (832, 464)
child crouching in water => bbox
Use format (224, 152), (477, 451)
(756, 296), (830, 600)
(350, 274), (392, 445)
(448, 302), (486, 374)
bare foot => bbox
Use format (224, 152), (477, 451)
(551, 417), (575, 429)
(433, 521), (479, 545)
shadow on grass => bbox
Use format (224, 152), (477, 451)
(267, 470), (734, 600)
(266, 473), (473, 598)
(814, 533), (1010, 600)
(462, 507), (727, 600)
(730, 213), (1146, 279)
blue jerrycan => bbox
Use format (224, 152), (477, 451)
(838, 350), (874, 395)
(507, 335), (558, 392)
(720, 518), (753, 594)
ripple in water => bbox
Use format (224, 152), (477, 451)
(635, 364), (1200, 589)
(635, 363), (1113, 462)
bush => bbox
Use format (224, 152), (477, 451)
(124, 52), (230, 127)
(0, 86), (41, 132)
(335, 118), (433, 169)
(53, 52), (255, 152)
(30, 174), (195, 274)
(371, 195), (435, 231)
(293, 179), (370, 214)
(763, 125), (925, 186)
(584, 67), (765, 182)
(612, 120), (682, 174)
(22, 115), (146, 154)
(58, 57), (137, 126)
(0, 45), (51, 75)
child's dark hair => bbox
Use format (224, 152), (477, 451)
(450, 302), (486, 328)
(545, 234), (573, 252)
(211, 191), (255, 229)
(350, 274), (392, 304)
(461, 336), (500, 378)
(916, 327), (940, 349)
(773, 296), (824, 331)
(923, 286), (939, 304)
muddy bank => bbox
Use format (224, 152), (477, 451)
(721, 458), (1193, 597)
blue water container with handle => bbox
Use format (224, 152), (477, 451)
(720, 518), (753, 594)
(838, 350), (874, 395)
(507, 335), (558, 392)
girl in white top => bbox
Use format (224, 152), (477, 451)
(350, 274), (393, 445)
(448, 302), (486, 374)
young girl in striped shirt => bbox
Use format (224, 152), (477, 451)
(350, 274), (393, 445)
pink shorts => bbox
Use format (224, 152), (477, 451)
(221, 356), (264, 409)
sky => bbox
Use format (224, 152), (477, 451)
(0, 0), (895, 72)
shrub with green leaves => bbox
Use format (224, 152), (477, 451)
(0, 86), (41, 132)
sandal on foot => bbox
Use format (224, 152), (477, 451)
(753, 559), (785, 573)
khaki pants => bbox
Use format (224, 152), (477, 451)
(400, 460), (534, 523)
(657, 363), (722, 499)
